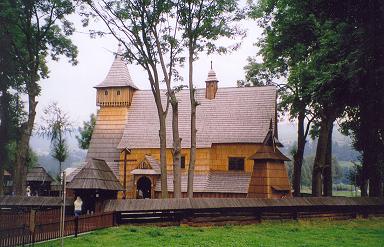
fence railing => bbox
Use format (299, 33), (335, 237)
(0, 211), (115, 247)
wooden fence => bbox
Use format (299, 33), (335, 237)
(105, 197), (384, 226)
(0, 210), (114, 247)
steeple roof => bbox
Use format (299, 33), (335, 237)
(205, 61), (219, 82)
(95, 46), (138, 89)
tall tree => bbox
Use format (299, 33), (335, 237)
(84, 0), (187, 198)
(76, 113), (96, 150)
(177, 0), (244, 198)
(39, 102), (73, 181)
(0, 0), (30, 195)
(2, 0), (78, 195)
(248, 0), (316, 196)
(252, 0), (384, 197)
(339, 0), (384, 197)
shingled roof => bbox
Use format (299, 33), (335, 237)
(67, 159), (123, 191)
(26, 167), (53, 183)
(154, 171), (251, 194)
(94, 47), (138, 89)
(248, 145), (290, 161)
(86, 107), (128, 178)
(118, 86), (277, 149)
(131, 155), (161, 175)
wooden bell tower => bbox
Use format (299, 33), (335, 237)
(94, 45), (138, 107)
(205, 61), (219, 100)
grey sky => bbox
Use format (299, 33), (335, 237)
(35, 14), (263, 127)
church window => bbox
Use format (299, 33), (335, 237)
(104, 90), (108, 95)
(117, 90), (121, 95)
(181, 156), (186, 169)
(228, 157), (244, 171)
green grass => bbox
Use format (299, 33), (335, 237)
(37, 218), (384, 247)
(300, 187), (360, 197)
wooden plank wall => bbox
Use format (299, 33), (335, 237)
(120, 144), (269, 198)
(96, 87), (134, 107)
(248, 161), (292, 198)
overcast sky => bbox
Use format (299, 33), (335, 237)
(35, 12), (265, 127)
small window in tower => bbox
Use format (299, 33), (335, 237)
(181, 156), (186, 169)
(228, 157), (245, 171)
(117, 90), (121, 96)
(104, 90), (108, 95)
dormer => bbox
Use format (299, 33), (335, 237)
(95, 46), (138, 107)
(205, 62), (219, 100)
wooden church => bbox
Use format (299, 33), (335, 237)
(85, 48), (292, 199)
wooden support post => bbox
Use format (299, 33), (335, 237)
(115, 148), (136, 199)
(74, 216), (79, 237)
(123, 150), (127, 199)
(29, 209), (36, 246)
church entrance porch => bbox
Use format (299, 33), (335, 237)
(136, 176), (151, 199)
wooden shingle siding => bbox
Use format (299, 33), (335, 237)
(118, 86), (277, 149)
(104, 197), (384, 212)
(67, 159), (123, 191)
(0, 196), (73, 207)
(26, 167), (53, 182)
(86, 107), (129, 178)
(94, 48), (138, 90)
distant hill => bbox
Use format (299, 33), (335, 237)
(30, 133), (86, 177)
(278, 122), (359, 162)
(29, 121), (359, 178)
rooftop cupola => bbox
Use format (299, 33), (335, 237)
(94, 44), (138, 107)
(205, 61), (219, 100)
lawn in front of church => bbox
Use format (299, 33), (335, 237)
(37, 218), (384, 247)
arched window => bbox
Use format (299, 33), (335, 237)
(117, 90), (121, 96)
(104, 90), (108, 96)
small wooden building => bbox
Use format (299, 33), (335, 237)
(66, 159), (122, 213)
(26, 167), (54, 196)
(248, 128), (291, 198)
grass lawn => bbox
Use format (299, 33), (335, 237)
(37, 218), (384, 247)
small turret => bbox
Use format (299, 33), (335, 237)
(95, 45), (138, 107)
(205, 61), (219, 100)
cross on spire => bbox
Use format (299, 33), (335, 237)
(210, 60), (213, 69)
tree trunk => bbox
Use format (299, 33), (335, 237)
(171, 96), (182, 198)
(0, 88), (7, 196)
(292, 111), (305, 197)
(14, 94), (37, 195)
(159, 113), (168, 198)
(361, 178), (369, 197)
(0, 162), (3, 196)
(59, 161), (62, 182)
(187, 47), (197, 198)
(312, 117), (334, 196)
(368, 141), (383, 197)
(149, 69), (169, 199)
(369, 169), (383, 197)
(323, 124), (334, 196)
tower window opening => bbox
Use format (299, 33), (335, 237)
(117, 90), (121, 96)
(104, 90), (108, 95)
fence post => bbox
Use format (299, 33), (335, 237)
(75, 216), (79, 238)
(113, 212), (117, 226)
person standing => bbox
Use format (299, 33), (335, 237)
(74, 196), (83, 217)
(26, 186), (31, 196)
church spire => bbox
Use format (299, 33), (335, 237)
(94, 45), (138, 107)
(205, 61), (219, 100)
(95, 45), (138, 89)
